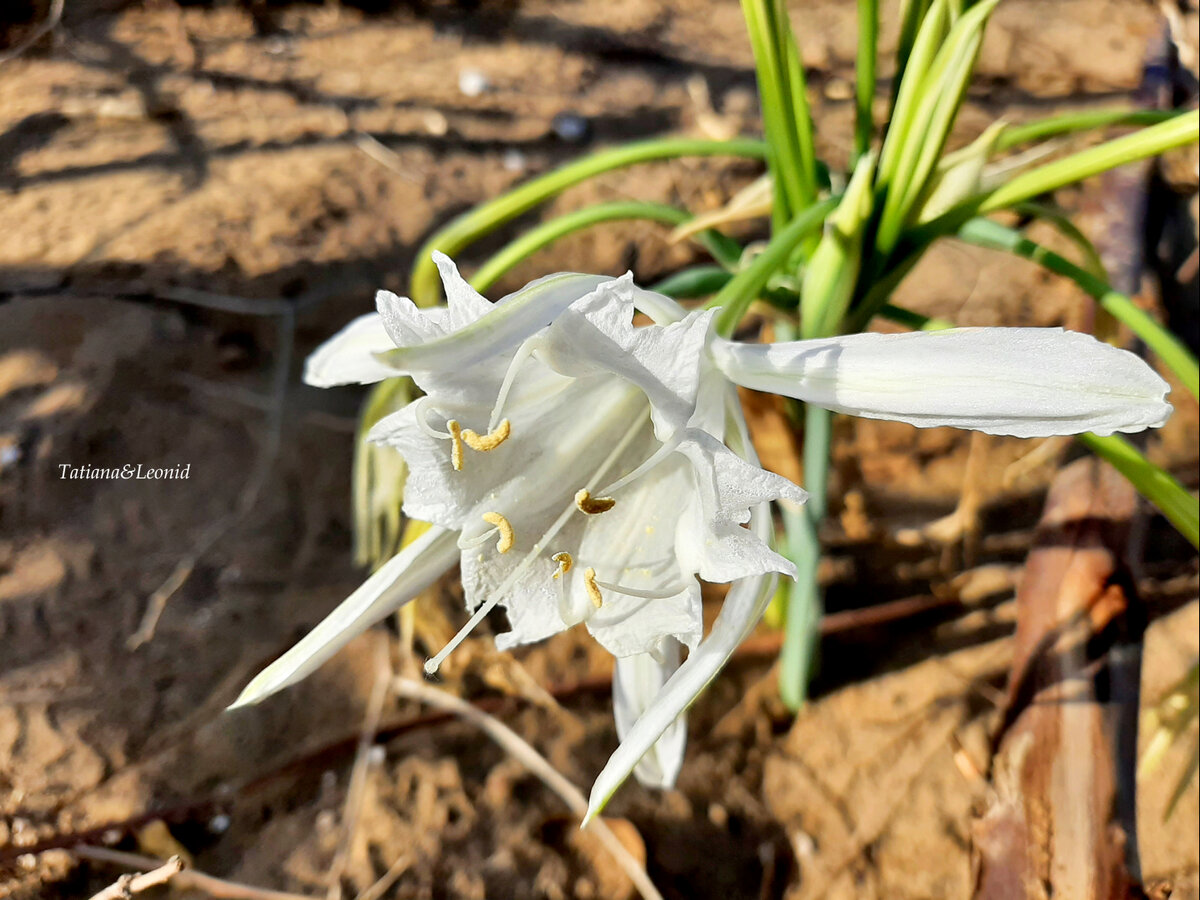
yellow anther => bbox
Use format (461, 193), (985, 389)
(446, 420), (465, 471)
(583, 567), (603, 608)
(481, 512), (515, 554)
(552, 551), (574, 579)
(462, 418), (511, 452)
(575, 489), (616, 515)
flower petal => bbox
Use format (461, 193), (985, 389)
(375, 270), (612, 374)
(229, 526), (459, 708)
(304, 313), (401, 387)
(711, 327), (1172, 437)
(584, 508), (779, 824)
(432, 251), (496, 328)
(613, 642), (686, 790)
(540, 277), (716, 436)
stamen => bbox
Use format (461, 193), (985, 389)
(597, 427), (686, 497)
(458, 526), (498, 550)
(462, 419), (511, 452)
(446, 420), (464, 471)
(574, 489), (616, 515)
(425, 403), (651, 677)
(583, 567), (603, 608)
(488, 337), (542, 432)
(414, 397), (452, 439)
(592, 578), (692, 600)
(481, 512), (515, 553)
(552, 551), (573, 578)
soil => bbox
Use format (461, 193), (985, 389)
(0, 1), (1196, 899)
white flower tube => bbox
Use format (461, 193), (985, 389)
(709, 327), (1171, 438)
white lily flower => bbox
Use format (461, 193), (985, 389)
(232, 252), (1171, 825)
(232, 253), (805, 803)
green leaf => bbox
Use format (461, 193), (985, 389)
(707, 197), (840, 335)
(801, 151), (877, 338)
(1077, 433), (1199, 549)
(467, 201), (742, 293)
(408, 137), (766, 304)
(854, 0), (879, 162)
(996, 109), (1179, 151)
(978, 110), (1199, 213)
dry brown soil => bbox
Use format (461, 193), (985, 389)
(0, 1), (1196, 899)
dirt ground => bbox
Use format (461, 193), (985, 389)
(0, 1), (1197, 898)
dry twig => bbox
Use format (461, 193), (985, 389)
(74, 846), (314, 900)
(392, 677), (665, 900)
(86, 854), (183, 900)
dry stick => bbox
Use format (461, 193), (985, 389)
(86, 854), (183, 900)
(0, 0), (64, 65)
(325, 638), (392, 900)
(352, 852), (411, 900)
(74, 846), (313, 900)
(392, 677), (665, 900)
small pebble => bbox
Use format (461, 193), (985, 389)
(551, 112), (590, 143)
(209, 814), (232, 834)
(502, 149), (527, 173)
(458, 68), (489, 97)
(367, 745), (386, 766)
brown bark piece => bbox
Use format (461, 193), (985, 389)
(974, 458), (1144, 900)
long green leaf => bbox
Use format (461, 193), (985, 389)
(707, 197), (840, 335)
(978, 111), (1199, 213)
(468, 201), (742, 293)
(1077, 433), (1199, 549)
(996, 109), (1178, 151)
(408, 137), (766, 304)
(855, 0), (879, 162)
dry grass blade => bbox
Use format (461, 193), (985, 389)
(392, 677), (665, 900)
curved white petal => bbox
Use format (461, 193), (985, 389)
(375, 270), (612, 374)
(613, 642), (686, 790)
(433, 251), (495, 327)
(711, 327), (1172, 437)
(229, 526), (459, 708)
(584, 507), (778, 824)
(539, 278), (716, 437)
(304, 313), (401, 387)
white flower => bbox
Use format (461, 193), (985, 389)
(233, 253), (804, 807)
(232, 253), (1171, 824)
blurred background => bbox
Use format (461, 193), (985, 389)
(0, 1), (1196, 898)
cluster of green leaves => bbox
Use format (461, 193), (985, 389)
(357, 0), (1199, 706)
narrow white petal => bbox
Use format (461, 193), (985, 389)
(432, 251), (495, 327)
(375, 271), (611, 374)
(229, 526), (459, 708)
(712, 328), (1172, 437)
(584, 508), (778, 823)
(613, 643), (686, 789)
(304, 313), (400, 387)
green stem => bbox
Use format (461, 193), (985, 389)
(958, 218), (1199, 399)
(1077, 433), (1199, 549)
(468, 201), (741, 293)
(780, 402), (831, 710)
(408, 137), (767, 304)
(707, 197), (840, 336)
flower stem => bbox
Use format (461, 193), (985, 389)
(779, 401), (831, 710)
